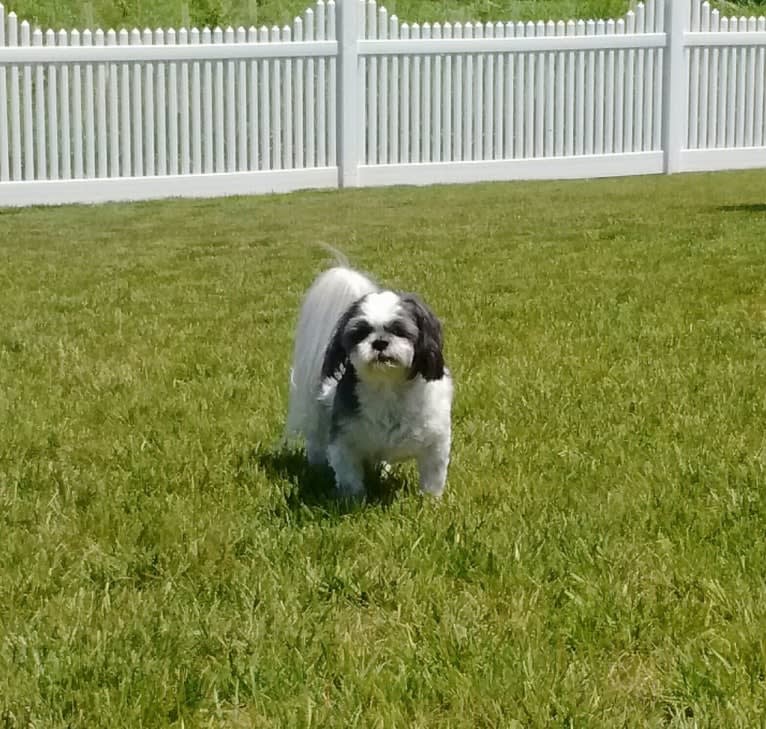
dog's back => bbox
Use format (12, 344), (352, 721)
(286, 267), (377, 455)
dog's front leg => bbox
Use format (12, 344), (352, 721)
(417, 437), (451, 497)
(327, 439), (365, 498)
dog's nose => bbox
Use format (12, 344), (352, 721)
(371, 339), (388, 352)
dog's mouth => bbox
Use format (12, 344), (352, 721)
(373, 353), (398, 365)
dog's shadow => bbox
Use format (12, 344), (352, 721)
(253, 445), (413, 512)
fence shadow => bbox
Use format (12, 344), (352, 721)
(253, 445), (412, 512)
(717, 204), (766, 214)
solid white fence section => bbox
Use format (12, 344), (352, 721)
(0, 0), (339, 204)
(0, 0), (765, 206)
(682, 2), (766, 171)
(357, 0), (670, 186)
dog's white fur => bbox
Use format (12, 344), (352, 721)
(286, 266), (453, 498)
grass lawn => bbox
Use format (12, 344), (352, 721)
(1, 169), (766, 726)
(4, 0), (765, 41)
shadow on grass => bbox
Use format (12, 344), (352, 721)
(252, 446), (411, 513)
(718, 203), (766, 214)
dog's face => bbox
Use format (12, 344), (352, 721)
(322, 291), (445, 384)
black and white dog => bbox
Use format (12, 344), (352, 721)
(286, 266), (453, 498)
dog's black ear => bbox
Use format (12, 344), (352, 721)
(321, 304), (358, 380)
(401, 294), (445, 381)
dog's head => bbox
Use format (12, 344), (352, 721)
(321, 291), (445, 384)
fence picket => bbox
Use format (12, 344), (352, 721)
(698, 3), (709, 147)
(130, 29), (143, 177)
(493, 22), (503, 159)
(476, 23), (486, 159)
(431, 22), (441, 161)
(81, 30), (95, 176)
(202, 27), (213, 172)
(478, 22), (489, 161)
(247, 26), (259, 169)
(574, 20), (584, 155)
(118, 30), (130, 176)
(235, 27), (247, 170)
(106, 30), (118, 177)
(292, 19), (303, 168)
(644, 0), (655, 150)
(722, 17), (733, 146)
(554, 21), (564, 156)
(542, 21), (552, 157)
(303, 13), (314, 167)
(504, 22), (515, 159)
(594, 20), (605, 155)
(33, 28), (45, 179)
(96, 30), (107, 176)
(379, 7), (389, 163)
(44, 30), (57, 179)
(422, 22), (431, 163)
(316, 2), (326, 166)
(527, 22), (537, 158)
(736, 18), (747, 146)
(270, 26), (281, 168)
(411, 22), (421, 162)
(710, 10), (720, 147)
(745, 16), (756, 147)
(0, 4), (7, 180)
(652, 12), (662, 150)
(757, 17), (765, 146)
(153, 30), (165, 176)
(584, 20), (595, 156)
(463, 23), (473, 160)
(604, 20), (615, 153)
(326, 0), (338, 167)
(185, 28), (197, 173)
(624, 11), (634, 151)
(451, 22), (460, 161)
(484, 22), (494, 159)
(327, 0), (337, 165)
(224, 26), (236, 172)
(564, 20), (575, 156)
(58, 30), (70, 178)
(6, 14), (18, 180)
(388, 14), (399, 162)
(282, 25), (292, 168)
(614, 19), (624, 153)
(213, 27), (224, 172)
(142, 29), (154, 176)
(366, 1), (377, 163)
(728, 18), (739, 146)
(689, 8), (700, 147)
(634, 5), (644, 151)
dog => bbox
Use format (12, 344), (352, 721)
(286, 265), (453, 498)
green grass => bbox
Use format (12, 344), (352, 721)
(1, 169), (766, 727)
(5, 0), (766, 37)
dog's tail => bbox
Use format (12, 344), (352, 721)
(314, 241), (351, 268)
(285, 266), (378, 444)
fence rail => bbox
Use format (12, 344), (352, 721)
(0, 0), (765, 207)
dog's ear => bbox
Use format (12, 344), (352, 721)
(401, 294), (445, 381)
(321, 304), (357, 380)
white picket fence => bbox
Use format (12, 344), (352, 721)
(0, 0), (765, 206)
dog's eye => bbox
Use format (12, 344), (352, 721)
(348, 322), (372, 344)
(386, 322), (408, 338)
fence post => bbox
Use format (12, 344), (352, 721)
(337, 0), (361, 187)
(662, 0), (689, 174)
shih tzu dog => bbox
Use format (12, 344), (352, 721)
(286, 266), (453, 498)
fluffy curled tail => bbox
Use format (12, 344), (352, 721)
(285, 266), (378, 450)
